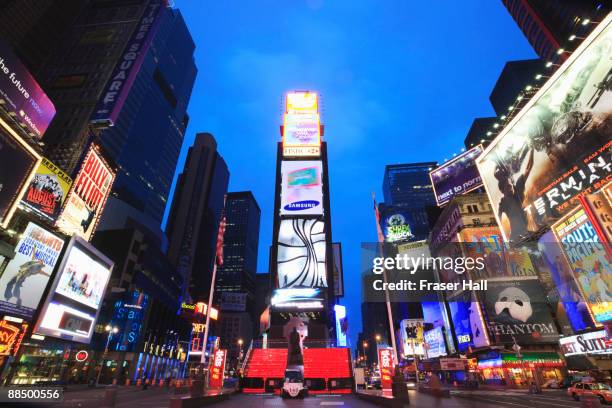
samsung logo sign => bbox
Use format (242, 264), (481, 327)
(284, 200), (320, 211)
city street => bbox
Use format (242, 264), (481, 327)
(40, 387), (588, 408)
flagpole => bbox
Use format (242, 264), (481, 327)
(200, 261), (217, 366)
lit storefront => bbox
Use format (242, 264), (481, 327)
(477, 351), (565, 387)
(559, 329), (612, 381)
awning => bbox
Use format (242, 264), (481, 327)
(564, 355), (598, 371)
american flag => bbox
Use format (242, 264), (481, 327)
(372, 192), (385, 243)
(215, 216), (227, 266)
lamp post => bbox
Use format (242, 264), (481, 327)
(237, 339), (244, 370)
(362, 341), (368, 366)
(96, 325), (119, 386)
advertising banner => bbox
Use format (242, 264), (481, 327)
(482, 279), (559, 344)
(552, 206), (612, 324)
(440, 358), (466, 371)
(424, 326), (447, 358)
(559, 330), (611, 356)
(381, 210), (414, 243)
(280, 160), (323, 215)
(377, 347), (394, 390)
(90, 0), (164, 126)
(476, 16), (612, 242)
(0, 222), (64, 320)
(209, 349), (226, 388)
(332, 243), (344, 297)
(399, 319), (425, 356)
(334, 304), (347, 347)
(448, 300), (489, 351)
(109, 290), (149, 352)
(0, 41), (56, 138)
(55, 146), (114, 241)
(538, 231), (594, 332)
(270, 288), (324, 310)
(0, 319), (28, 356)
(282, 91), (321, 157)
(21, 157), (72, 221)
(430, 145), (484, 206)
(582, 181), (612, 242)
(277, 218), (327, 288)
(0, 124), (39, 228)
(34, 236), (113, 343)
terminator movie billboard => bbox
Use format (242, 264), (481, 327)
(430, 145), (484, 206)
(476, 16), (612, 243)
(482, 279), (559, 344)
(0, 122), (40, 228)
(282, 91), (321, 157)
(552, 206), (611, 324)
(0, 222), (65, 320)
(55, 145), (114, 241)
(277, 218), (327, 288)
(34, 235), (113, 343)
(280, 160), (323, 215)
(0, 41), (56, 138)
(21, 157), (72, 221)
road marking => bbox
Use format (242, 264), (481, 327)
(466, 396), (537, 407)
(320, 403), (344, 406)
(468, 395), (579, 408)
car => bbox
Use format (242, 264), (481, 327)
(542, 379), (560, 389)
(567, 382), (612, 404)
(281, 368), (307, 399)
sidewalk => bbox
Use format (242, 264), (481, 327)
(356, 389), (494, 408)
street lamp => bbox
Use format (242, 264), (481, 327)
(96, 325), (119, 386)
(237, 339), (244, 370)
(362, 341), (368, 366)
(375, 334), (381, 344)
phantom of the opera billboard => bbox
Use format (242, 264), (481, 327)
(430, 145), (484, 206)
(280, 160), (323, 215)
(0, 122), (40, 228)
(482, 279), (559, 344)
(0, 222), (65, 320)
(20, 157), (73, 221)
(476, 16), (612, 242)
(277, 218), (327, 288)
(34, 235), (113, 343)
(55, 145), (114, 241)
(552, 206), (611, 324)
(282, 91), (321, 157)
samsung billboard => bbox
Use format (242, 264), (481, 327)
(280, 160), (323, 215)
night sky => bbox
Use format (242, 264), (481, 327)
(165, 0), (537, 348)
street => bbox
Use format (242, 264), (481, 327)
(37, 387), (589, 408)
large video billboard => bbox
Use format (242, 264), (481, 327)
(0, 222), (65, 320)
(477, 16), (612, 242)
(552, 206), (611, 324)
(424, 326), (447, 358)
(399, 319), (425, 356)
(280, 160), (323, 215)
(282, 91), (321, 157)
(55, 145), (114, 240)
(20, 157), (72, 221)
(381, 209), (414, 243)
(430, 145), (484, 206)
(448, 300), (489, 352)
(0, 123), (40, 228)
(34, 235), (113, 343)
(277, 218), (327, 288)
(0, 41), (56, 138)
(482, 279), (559, 344)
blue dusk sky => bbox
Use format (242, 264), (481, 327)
(167, 0), (537, 348)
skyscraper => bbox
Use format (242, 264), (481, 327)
(216, 191), (261, 300)
(166, 133), (229, 302)
(502, 0), (607, 62)
(489, 59), (542, 116)
(98, 7), (196, 229)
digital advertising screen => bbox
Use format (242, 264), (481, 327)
(424, 326), (447, 358)
(0, 123), (40, 228)
(477, 16), (612, 242)
(34, 235), (113, 343)
(21, 157), (73, 221)
(282, 91), (321, 157)
(280, 160), (323, 215)
(0, 222), (65, 320)
(277, 218), (327, 288)
(552, 206), (612, 324)
(381, 210), (414, 243)
(270, 288), (325, 310)
(448, 300), (489, 352)
(55, 145), (115, 241)
(334, 304), (347, 347)
(430, 145), (484, 206)
(399, 319), (425, 356)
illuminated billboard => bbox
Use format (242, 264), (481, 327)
(0, 222), (65, 320)
(0, 41), (56, 138)
(34, 235), (113, 343)
(334, 304), (347, 347)
(0, 121), (40, 228)
(552, 206), (611, 324)
(382, 210), (414, 243)
(282, 91), (321, 157)
(423, 326), (447, 358)
(277, 218), (327, 288)
(55, 145), (114, 240)
(482, 279), (559, 344)
(399, 319), (425, 356)
(476, 15), (612, 242)
(559, 330), (611, 356)
(270, 288), (324, 310)
(21, 157), (72, 221)
(430, 145), (484, 206)
(448, 300), (489, 352)
(280, 160), (323, 215)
